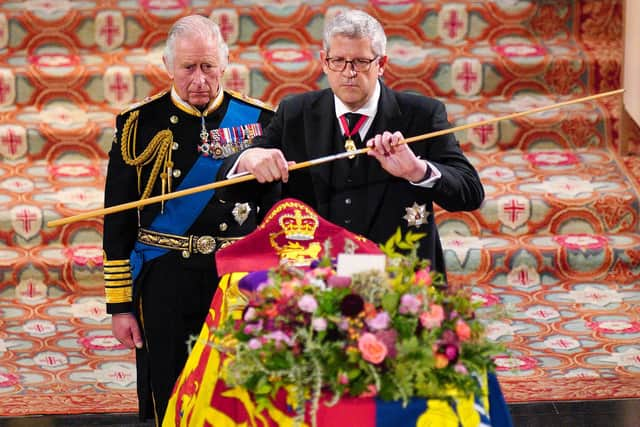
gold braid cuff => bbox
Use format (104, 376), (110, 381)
(104, 257), (133, 304)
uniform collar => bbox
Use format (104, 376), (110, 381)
(170, 86), (225, 117)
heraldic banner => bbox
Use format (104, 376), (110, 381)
(162, 198), (508, 427)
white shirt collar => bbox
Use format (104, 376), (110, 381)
(334, 79), (380, 119)
(333, 80), (380, 139)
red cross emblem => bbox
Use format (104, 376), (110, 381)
(16, 278), (47, 302)
(11, 205), (42, 240)
(211, 9), (239, 45)
(438, 5), (468, 42)
(498, 196), (529, 230)
(0, 125), (27, 160)
(223, 65), (248, 93)
(466, 115), (497, 148)
(96, 11), (124, 49)
(452, 59), (481, 95)
(105, 66), (133, 105)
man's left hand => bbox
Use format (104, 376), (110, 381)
(366, 131), (427, 182)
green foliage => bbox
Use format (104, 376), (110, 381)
(212, 229), (505, 426)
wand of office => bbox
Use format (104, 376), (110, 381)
(46, 88), (624, 228)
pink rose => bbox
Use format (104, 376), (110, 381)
(312, 317), (327, 331)
(298, 294), (318, 313)
(374, 329), (398, 359)
(454, 363), (468, 375)
(414, 267), (432, 286)
(358, 333), (388, 364)
(455, 319), (471, 341)
(366, 311), (391, 331)
(420, 304), (445, 329)
(399, 293), (421, 315)
(248, 338), (262, 350)
(243, 307), (257, 322)
(327, 275), (352, 288)
(338, 373), (349, 385)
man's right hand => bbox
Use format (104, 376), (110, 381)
(237, 148), (290, 183)
(112, 313), (143, 349)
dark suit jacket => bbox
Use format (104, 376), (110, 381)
(222, 82), (484, 275)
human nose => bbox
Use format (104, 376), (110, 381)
(193, 68), (206, 84)
(342, 61), (357, 76)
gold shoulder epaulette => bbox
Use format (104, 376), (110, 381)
(119, 89), (170, 115)
(226, 89), (274, 112)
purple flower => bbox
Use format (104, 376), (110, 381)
(327, 275), (352, 288)
(312, 317), (327, 331)
(243, 320), (263, 334)
(238, 270), (270, 292)
(374, 329), (398, 359)
(399, 293), (421, 315)
(441, 330), (457, 344)
(244, 307), (257, 322)
(366, 311), (391, 331)
(454, 363), (468, 375)
(298, 294), (318, 313)
(264, 331), (294, 347)
(248, 338), (262, 350)
(444, 344), (459, 362)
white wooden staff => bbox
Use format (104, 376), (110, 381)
(47, 88), (624, 228)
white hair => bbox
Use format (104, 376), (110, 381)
(163, 14), (229, 71)
(323, 9), (387, 57)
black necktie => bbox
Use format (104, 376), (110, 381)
(344, 112), (363, 133)
(343, 113), (364, 149)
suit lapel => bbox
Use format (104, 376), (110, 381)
(305, 91), (341, 218)
(363, 83), (404, 229)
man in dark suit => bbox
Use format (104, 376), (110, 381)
(225, 9), (484, 276)
(102, 15), (276, 424)
(223, 10), (513, 425)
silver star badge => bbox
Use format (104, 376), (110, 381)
(232, 202), (251, 226)
(403, 202), (429, 227)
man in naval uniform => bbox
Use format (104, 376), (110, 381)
(101, 15), (276, 424)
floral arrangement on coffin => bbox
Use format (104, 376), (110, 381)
(213, 230), (503, 425)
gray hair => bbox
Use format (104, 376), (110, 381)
(323, 10), (387, 57)
(163, 15), (229, 71)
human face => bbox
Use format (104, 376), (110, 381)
(321, 35), (386, 111)
(164, 35), (225, 108)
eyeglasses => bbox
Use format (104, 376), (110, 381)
(325, 56), (379, 72)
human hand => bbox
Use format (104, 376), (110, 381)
(237, 148), (291, 183)
(366, 131), (427, 182)
(112, 313), (143, 349)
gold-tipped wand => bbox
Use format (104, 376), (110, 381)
(47, 88), (624, 228)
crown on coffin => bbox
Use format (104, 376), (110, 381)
(278, 209), (319, 241)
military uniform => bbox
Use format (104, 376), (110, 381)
(102, 88), (276, 423)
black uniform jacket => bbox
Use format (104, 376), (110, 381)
(221, 82), (484, 275)
(103, 89), (276, 314)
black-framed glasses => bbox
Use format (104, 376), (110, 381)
(325, 56), (379, 72)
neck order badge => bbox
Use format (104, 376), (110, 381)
(340, 113), (367, 159)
